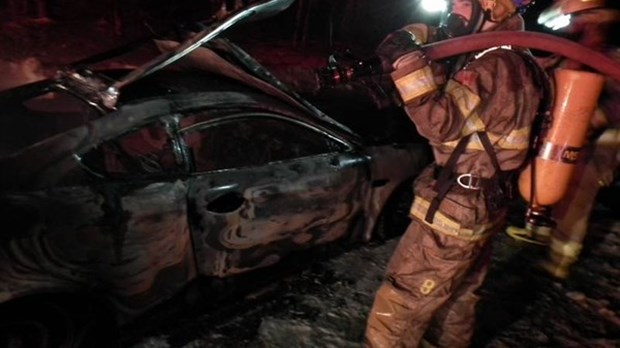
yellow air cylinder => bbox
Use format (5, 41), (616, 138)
(518, 68), (605, 206)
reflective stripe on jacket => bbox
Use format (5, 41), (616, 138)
(405, 16), (542, 231)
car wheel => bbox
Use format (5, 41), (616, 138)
(0, 297), (118, 348)
(373, 180), (414, 242)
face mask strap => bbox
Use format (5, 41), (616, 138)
(470, 1), (488, 32)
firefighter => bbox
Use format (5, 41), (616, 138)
(363, 0), (541, 347)
(508, 0), (620, 279)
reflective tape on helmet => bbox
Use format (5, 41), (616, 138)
(480, 0), (519, 22)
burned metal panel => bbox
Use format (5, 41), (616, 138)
(188, 152), (370, 277)
(0, 90), (355, 190)
(360, 143), (432, 241)
(0, 180), (195, 321)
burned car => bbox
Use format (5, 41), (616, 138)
(0, 1), (429, 346)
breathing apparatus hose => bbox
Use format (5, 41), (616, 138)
(421, 31), (620, 82)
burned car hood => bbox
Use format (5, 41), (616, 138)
(156, 39), (351, 130)
(0, 38), (357, 149)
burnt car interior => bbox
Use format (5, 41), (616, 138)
(79, 111), (350, 178)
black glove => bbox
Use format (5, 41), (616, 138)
(375, 29), (422, 72)
(315, 51), (381, 89)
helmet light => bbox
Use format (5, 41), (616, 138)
(421, 0), (448, 13)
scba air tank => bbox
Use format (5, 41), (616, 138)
(519, 68), (605, 207)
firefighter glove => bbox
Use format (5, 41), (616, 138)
(375, 29), (422, 73)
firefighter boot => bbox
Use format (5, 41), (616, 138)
(538, 238), (582, 279)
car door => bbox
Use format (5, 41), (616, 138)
(182, 112), (371, 277)
(72, 118), (196, 312)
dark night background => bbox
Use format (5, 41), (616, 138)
(0, 0), (560, 73)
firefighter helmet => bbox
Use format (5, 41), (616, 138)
(440, 0), (532, 38)
(478, 0), (530, 22)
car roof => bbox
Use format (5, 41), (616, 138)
(0, 86), (365, 191)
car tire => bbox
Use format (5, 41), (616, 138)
(0, 296), (118, 348)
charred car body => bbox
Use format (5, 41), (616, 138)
(0, 0), (429, 346)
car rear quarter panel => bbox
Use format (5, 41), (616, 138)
(0, 180), (195, 322)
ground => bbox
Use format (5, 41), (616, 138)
(125, 200), (619, 348)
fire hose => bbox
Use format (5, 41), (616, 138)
(422, 31), (620, 82)
(317, 31), (620, 87)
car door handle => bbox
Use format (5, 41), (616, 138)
(206, 191), (245, 213)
